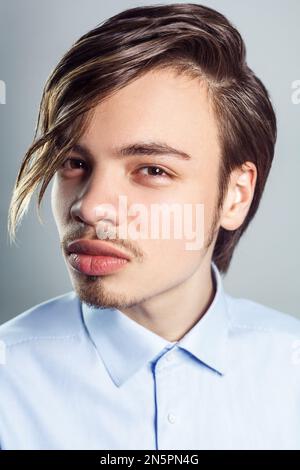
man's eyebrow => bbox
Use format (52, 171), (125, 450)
(70, 141), (192, 160)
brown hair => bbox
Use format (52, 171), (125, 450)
(7, 3), (277, 274)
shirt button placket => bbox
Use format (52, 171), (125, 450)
(154, 348), (179, 449)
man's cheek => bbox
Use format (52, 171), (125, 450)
(51, 190), (71, 230)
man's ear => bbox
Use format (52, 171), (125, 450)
(220, 162), (257, 231)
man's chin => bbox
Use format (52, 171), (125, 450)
(72, 280), (137, 310)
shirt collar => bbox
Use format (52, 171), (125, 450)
(81, 261), (230, 387)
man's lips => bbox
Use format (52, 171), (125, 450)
(66, 239), (132, 276)
(66, 239), (132, 261)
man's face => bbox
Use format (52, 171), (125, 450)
(51, 68), (221, 309)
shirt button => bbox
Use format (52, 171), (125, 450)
(167, 413), (176, 424)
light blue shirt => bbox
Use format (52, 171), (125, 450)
(1, 261), (300, 450)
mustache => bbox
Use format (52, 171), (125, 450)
(60, 226), (143, 261)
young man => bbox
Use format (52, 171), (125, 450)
(1, 3), (299, 450)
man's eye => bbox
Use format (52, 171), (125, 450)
(137, 166), (170, 178)
(61, 158), (88, 171)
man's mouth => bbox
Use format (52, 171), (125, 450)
(66, 239), (131, 276)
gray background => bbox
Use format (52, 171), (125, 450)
(0, 0), (299, 324)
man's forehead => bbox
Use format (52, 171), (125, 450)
(57, 70), (218, 162)
(87, 68), (212, 121)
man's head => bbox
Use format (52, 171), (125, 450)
(8, 3), (276, 309)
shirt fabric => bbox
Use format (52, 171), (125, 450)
(0, 261), (300, 450)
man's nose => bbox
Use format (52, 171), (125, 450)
(70, 169), (124, 227)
